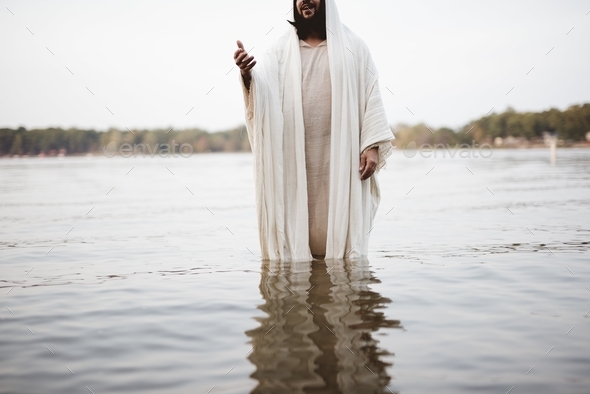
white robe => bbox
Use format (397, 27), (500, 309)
(241, 0), (394, 261)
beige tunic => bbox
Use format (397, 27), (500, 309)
(300, 39), (331, 257)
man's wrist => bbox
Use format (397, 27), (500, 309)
(241, 71), (252, 90)
(362, 144), (379, 154)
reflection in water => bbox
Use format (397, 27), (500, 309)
(246, 259), (403, 393)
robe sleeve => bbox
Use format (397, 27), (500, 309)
(240, 72), (256, 150)
(240, 76), (254, 119)
(239, 47), (280, 151)
(361, 138), (394, 172)
(358, 46), (395, 172)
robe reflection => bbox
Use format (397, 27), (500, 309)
(245, 259), (402, 393)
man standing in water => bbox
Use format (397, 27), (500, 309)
(234, 0), (394, 261)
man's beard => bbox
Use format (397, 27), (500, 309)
(288, 1), (327, 40)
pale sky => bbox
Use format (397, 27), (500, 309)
(1, 0), (589, 132)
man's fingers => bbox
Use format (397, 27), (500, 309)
(243, 60), (256, 71)
(359, 153), (368, 179)
(237, 58), (256, 73)
(360, 154), (378, 180)
(236, 52), (248, 62)
(236, 53), (254, 65)
(361, 165), (375, 180)
(361, 168), (369, 180)
(235, 52), (249, 66)
(242, 61), (255, 71)
(362, 162), (373, 180)
(235, 41), (256, 73)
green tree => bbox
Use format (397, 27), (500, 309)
(10, 134), (23, 155)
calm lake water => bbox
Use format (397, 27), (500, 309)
(1, 148), (589, 393)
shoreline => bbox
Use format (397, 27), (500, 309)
(2, 144), (590, 159)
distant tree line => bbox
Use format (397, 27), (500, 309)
(1, 104), (589, 156)
(393, 103), (590, 148)
(0, 126), (250, 156)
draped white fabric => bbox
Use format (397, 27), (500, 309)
(241, 0), (394, 261)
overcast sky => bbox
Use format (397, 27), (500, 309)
(1, 0), (589, 132)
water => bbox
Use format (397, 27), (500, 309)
(1, 149), (589, 393)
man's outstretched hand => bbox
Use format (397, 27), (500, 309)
(360, 147), (379, 180)
(234, 40), (256, 90)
